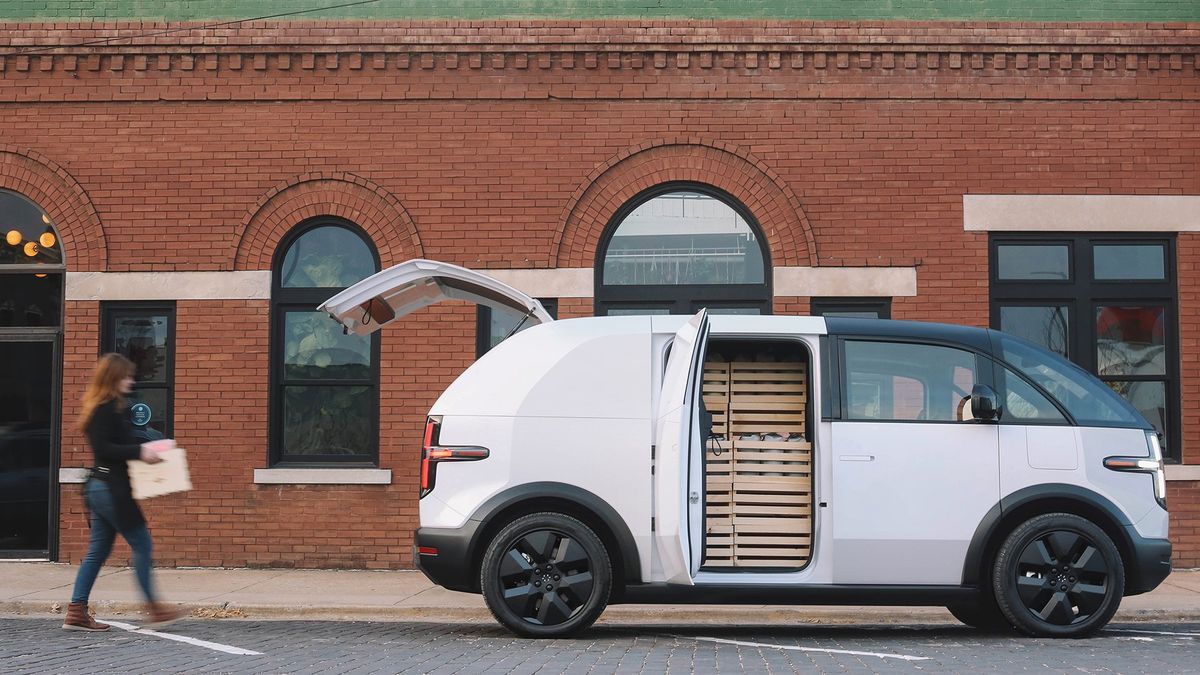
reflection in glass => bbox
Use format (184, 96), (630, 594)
(0, 341), (52, 552)
(1000, 305), (1069, 357)
(606, 308), (671, 316)
(284, 311), (370, 379)
(996, 244), (1069, 281)
(1096, 306), (1165, 376)
(0, 189), (63, 266)
(1106, 380), (1166, 442)
(280, 226), (376, 288)
(114, 315), (168, 382)
(603, 191), (765, 286)
(706, 307), (762, 315)
(843, 341), (976, 422)
(127, 387), (168, 442)
(1001, 368), (1067, 423)
(0, 274), (62, 328)
(282, 385), (371, 456)
(1094, 244), (1165, 281)
(487, 307), (537, 352)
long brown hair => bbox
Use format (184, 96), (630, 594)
(77, 353), (136, 431)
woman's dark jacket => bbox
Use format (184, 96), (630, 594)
(85, 399), (146, 530)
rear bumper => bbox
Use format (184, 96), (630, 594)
(1125, 526), (1172, 596)
(414, 523), (482, 594)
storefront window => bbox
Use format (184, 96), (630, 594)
(101, 304), (174, 441)
(271, 220), (379, 465)
(990, 235), (1179, 460)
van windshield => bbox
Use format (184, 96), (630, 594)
(996, 334), (1146, 428)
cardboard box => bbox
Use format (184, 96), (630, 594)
(127, 447), (192, 500)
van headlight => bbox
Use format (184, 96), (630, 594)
(1103, 431), (1167, 510)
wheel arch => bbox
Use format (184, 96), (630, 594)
(466, 482), (642, 595)
(962, 484), (1135, 589)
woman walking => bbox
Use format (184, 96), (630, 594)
(63, 353), (184, 631)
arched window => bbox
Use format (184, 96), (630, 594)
(595, 183), (771, 316)
(1, 189), (64, 327)
(270, 219), (380, 465)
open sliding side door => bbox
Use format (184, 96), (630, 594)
(653, 309), (710, 585)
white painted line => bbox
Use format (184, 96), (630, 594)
(1107, 628), (1200, 638)
(681, 635), (929, 662)
(102, 620), (262, 655)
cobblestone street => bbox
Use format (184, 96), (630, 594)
(3, 619), (1198, 674)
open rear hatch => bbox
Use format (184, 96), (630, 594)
(318, 259), (554, 336)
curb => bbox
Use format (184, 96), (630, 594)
(5, 600), (1199, 625)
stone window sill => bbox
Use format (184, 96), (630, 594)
(252, 468), (392, 485)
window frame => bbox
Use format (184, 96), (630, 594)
(989, 233), (1180, 460)
(811, 297), (892, 319)
(99, 302), (176, 439)
(595, 182), (773, 317)
(269, 218), (381, 467)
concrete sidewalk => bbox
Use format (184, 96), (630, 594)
(2, 562), (1197, 625)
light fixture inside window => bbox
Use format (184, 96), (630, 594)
(23, 241), (39, 257)
(41, 213), (50, 225)
(5, 230), (19, 246)
(40, 231), (56, 248)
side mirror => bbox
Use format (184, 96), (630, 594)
(970, 384), (1002, 422)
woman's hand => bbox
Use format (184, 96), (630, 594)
(139, 445), (164, 464)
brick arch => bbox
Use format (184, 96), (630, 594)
(553, 139), (817, 269)
(233, 173), (423, 270)
(0, 146), (106, 271)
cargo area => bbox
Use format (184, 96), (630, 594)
(700, 339), (813, 570)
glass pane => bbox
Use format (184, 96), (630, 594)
(127, 387), (169, 442)
(0, 189), (64, 266)
(1106, 380), (1166, 442)
(996, 244), (1069, 281)
(487, 306), (539, 351)
(998, 334), (1143, 427)
(112, 314), (169, 383)
(282, 385), (372, 457)
(0, 341), (53, 552)
(822, 310), (879, 319)
(0, 274), (62, 327)
(279, 226), (376, 288)
(1000, 305), (1069, 357)
(603, 191), (765, 285)
(283, 311), (371, 380)
(606, 307), (671, 316)
(844, 341), (976, 422)
(1094, 244), (1165, 281)
(1001, 367), (1067, 423)
(706, 307), (761, 315)
(1096, 306), (1166, 376)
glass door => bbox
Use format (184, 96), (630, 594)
(0, 337), (58, 558)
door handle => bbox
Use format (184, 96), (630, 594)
(839, 455), (875, 462)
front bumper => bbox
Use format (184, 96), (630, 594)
(1124, 525), (1172, 596)
(414, 523), (483, 594)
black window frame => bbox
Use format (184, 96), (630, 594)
(595, 182), (773, 317)
(811, 297), (892, 319)
(269, 217), (381, 467)
(476, 299), (558, 358)
(99, 302), (176, 439)
(990, 233), (1180, 461)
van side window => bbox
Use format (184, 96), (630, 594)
(843, 341), (977, 422)
(999, 366), (1068, 423)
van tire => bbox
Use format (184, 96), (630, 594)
(480, 512), (612, 638)
(992, 513), (1124, 638)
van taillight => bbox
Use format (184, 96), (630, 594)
(420, 416), (488, 498)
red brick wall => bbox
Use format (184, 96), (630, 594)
(2, 20), (1195, 568)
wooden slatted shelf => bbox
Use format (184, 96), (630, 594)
(703, 356), (812, 569)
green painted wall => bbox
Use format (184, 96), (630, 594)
(2, 0), (1198, 22)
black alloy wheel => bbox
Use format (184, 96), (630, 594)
(480, 512), (612, 638)
(993, 513), (1124, 638)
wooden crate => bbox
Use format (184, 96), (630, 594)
(702, 358), (812, 569)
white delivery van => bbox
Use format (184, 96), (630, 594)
(320, 259), (1171, 639)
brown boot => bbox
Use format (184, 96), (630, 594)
(143, 602), (186, 629)
(62, 601), (110, 631)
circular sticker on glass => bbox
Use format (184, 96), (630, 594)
(130, 403), (152, 427)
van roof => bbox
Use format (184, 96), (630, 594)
(824, 317), (992, 352)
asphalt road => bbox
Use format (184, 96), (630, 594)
(2, 618), (1197, 674)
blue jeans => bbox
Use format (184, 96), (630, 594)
(70, 479), (156, 604)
